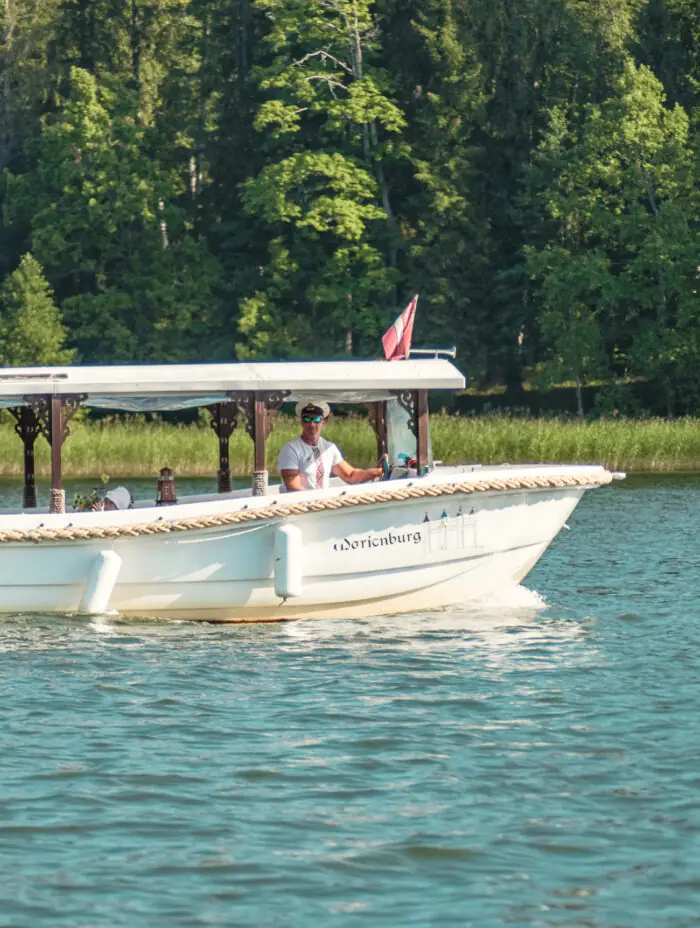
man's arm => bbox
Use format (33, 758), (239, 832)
(280, 469), (303, 492)
(333, 460), (382, 484)
(278, 440), (302, 491)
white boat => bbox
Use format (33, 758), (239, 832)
(0, 359), (617, 621)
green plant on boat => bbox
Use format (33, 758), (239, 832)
(72, 473), (110, 511)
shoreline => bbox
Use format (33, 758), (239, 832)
(0, 414), (699, 477)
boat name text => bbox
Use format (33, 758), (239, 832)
(333, 531), (422, 552)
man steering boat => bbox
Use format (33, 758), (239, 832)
(278, 401), (383, 492)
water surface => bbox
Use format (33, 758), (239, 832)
(1, 475), (699, 927)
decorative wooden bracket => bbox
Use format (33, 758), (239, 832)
(209, 401), (237, 443)
(24, 394), (86, 512)
(28, 394), (86, 446)
(394, 390), (417, 437)
(231, 390), (289, 442)
(208, 401), (237, 493)
(61, 395), (86, 442)
(392, 389), (429, 473)
(230, 390), (289, 479)
(9, 405), (39, 508)
(28, 396), (51, 444)
(9, 405), (39, 445)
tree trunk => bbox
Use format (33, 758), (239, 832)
(130, 0), (140, 87)
(663, 374), (674, 419)
(575, 376), (584, 419)
(0, 0), (13, 171)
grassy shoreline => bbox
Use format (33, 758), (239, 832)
(0, 414), (698, 477)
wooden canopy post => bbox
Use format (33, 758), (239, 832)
(9, 406), (39, 508)
(416, 389), (429, 475)
(366, 401), (388, 460)
(248, 393), (268, 496)
(50, 396), (64, 512)
(233, 390), (288, 496)
(394, 389), (430, 476)
(210, 401), (236, 493)
(26, 394), (84, 514)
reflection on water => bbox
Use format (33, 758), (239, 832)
(1, 477), (700, 927)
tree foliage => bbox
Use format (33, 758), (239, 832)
(0, 253), (74, 365)
(0, 0), (699, 412)
(237, 0), (406, 358)
(527, 60), (699, 413)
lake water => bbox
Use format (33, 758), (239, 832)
(2, 475), (700, 927)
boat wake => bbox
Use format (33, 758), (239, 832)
(279, 583), (550, 643)
(474, 583), (548, 613)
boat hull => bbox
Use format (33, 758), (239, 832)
(0, 467), (600, 621)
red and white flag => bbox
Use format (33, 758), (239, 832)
(382, 295), (418, 360)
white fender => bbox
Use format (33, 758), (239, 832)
(274, 524), (303, 598)
(79, 550), (122, 614)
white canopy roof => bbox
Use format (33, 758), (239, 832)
(0, 359), (465, 412)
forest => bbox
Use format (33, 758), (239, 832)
(1, 0), (699, 417)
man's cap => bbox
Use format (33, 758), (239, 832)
(105, 486), (132, 510)
(295, 400), (330, 419)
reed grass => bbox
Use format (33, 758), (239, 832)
(429, 413), (700, 472)
(0, 413), (698, 477)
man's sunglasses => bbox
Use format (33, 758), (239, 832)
(301, 414), (324, 423)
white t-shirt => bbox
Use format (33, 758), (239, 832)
(278, 436), (343, 490)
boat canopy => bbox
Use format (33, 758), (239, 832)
(0, 359), (465, 412)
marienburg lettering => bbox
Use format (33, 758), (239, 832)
(333, 531), (422, 552)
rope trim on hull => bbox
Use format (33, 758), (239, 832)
(0, 470), (612, 545)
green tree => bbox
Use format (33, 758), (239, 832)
(0, 253), (74, 365)
(0, 0), (65, 280)
(5, 66), (222, 362)
(436, 0), (641, 389)
(0, 0), (60, 173)
(239, 0), (406, 358)
(636, 0), (700, 115)
(374, 0), (487, 365)
(527, 247), (611, 416)
(527, 60), (700, 415)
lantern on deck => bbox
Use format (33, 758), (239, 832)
(156, 466), (177, 506)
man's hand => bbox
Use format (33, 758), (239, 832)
(334, 461), (383, 484)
